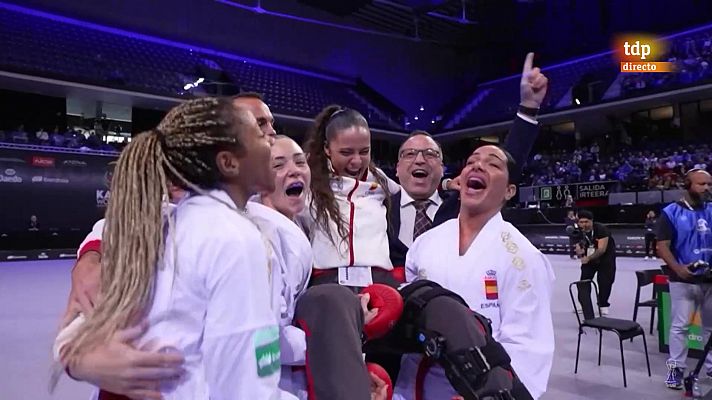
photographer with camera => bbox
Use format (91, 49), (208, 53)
(573, 210), (617, 316)
(656, 169), (712, 390)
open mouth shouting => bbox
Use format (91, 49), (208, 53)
(465, 175), (487, 195)
(285, 181), (305, 197)
(411, 168), (429, 179)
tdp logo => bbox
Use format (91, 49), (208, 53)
(623, 41), (651, 60)
(615, 34), (673, 73)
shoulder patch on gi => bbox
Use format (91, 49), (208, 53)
(500, 231), (511, 242)
(512, 256), (525, 270)
(504, 241), (519, 254)
(418, 268), (428, 280)
(517, 279), (532, 290)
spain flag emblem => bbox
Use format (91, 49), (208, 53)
(484, 276), (498, 300)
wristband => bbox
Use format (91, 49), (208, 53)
(518, 104), (539, 118)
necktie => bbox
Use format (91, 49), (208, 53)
(413, 200), (432, 241)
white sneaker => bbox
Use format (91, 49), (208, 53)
(600, 307), (610, 316)
(645, 256), (650, 260)
(652, 256), (657, 260)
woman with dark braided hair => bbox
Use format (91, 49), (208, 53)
(53, 97), (281, 399)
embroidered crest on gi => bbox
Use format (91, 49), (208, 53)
(505, 241), (519, 254)
(484, 270), (498, 300)
(500, 231), (511, 242)
(418, 268), (428, 280)
(512, 256), (525, 270)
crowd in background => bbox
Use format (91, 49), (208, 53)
(521, 140), (712, 191)
(0, 124), (125, 152)
(622, 34), (712, 97)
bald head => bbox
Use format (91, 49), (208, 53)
(232, 96), (276, 142)
(686, 169), (712, 199)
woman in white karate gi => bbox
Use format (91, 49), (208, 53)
(56, 132), (388, 400)
(54, 97), (282, 399)
(395, 144), (556, 400)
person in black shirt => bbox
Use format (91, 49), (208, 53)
(644, 210), (658, 260)
(575, 209), (617, 315)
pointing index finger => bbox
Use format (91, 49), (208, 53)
(522, 52), (535, 76)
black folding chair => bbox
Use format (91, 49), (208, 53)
(632, 269), (662, 335)
(569, 280), (651, 387)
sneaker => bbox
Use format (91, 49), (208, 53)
(600, 307), (609, 316)
(666, 361), (684, 390)
(645, 256), (650, 260)
(652, 256), (657, 260)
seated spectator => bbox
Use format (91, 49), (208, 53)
(36, 128), (49, 144)
(50, 127), (65, 147)
(11, 125), (28, 144)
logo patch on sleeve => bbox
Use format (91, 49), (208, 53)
(254, 326), (281, 377)
(484, 270), (498, 300)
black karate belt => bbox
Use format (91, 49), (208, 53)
(397, 280), (534, 400)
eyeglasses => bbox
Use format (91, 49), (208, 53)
(399, 148), (441, 161)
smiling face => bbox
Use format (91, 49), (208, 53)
(263, 137), (311, 219)
(325, 125), (371, 179)
(396, 134), (444, 200)
(459, 145), (516, 214)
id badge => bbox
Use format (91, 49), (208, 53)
(338, 266), (373, 287)
(586, 246), (595, 257)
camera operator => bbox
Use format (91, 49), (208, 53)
(574, 210), (617, 316)
(656, 169), (712, 390)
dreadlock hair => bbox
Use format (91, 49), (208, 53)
(303, 105), (392, 245)
(56, 96), (245, 376)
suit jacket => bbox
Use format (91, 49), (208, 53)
(388, 115), (539, 267)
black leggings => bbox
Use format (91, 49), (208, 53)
(645, 233), (657, 257)
(579, 261), (617, 307)
(294, 277), (524, 399)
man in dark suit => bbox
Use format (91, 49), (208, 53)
(389, 52), (548, 268)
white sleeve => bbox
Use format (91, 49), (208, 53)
(279, 325), (307, 366)
(77, 219), (105, 257)
(201, 238), (280, 399)
(278, 242), (312, 366)
(52, 314), (86, 362)
(404, 238), (421, 283)
(496, 252), (555, 399)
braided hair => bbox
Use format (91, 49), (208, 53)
(58, 97), (247, 370)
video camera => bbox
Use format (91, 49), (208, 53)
(566, 224), (586, 246)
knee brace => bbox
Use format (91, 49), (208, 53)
(398, 280), (533, 400)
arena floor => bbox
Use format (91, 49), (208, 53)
(1, 255), (709, 400)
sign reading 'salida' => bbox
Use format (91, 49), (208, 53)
(539, 181), (615, 201)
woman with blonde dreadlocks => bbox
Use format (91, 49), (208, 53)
(54, 97), (281, 399)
